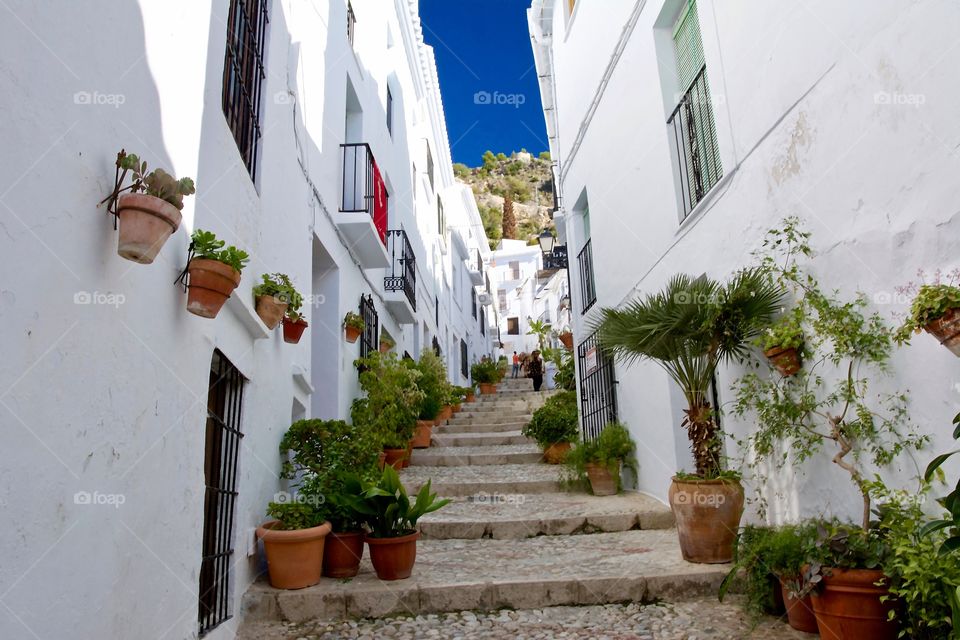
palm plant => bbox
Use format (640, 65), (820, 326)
(593, 268), (783, 478)
(527, 318), (550, 350)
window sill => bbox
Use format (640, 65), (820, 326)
(225, 293), (271, 341)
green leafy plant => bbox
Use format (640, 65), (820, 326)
(470, 359), (499, 384)
(594, 268), (784, 478)
(922, 412), (960, 553)
(522, 390), (579, 448)
(563, 422), (637, 492)
(527, 319), (550, 351)
(352, 352), (424, 449)
(895, 283), (960, 344)
(414, 349), (451, 421)
(265, 501), (325, 531)
(759, 306), (805, 351)
(100, 149), (196, 211)
(733, 218), (927, 529)
(344, 311), (365, 331)
(253, 273), (301, 308)
(551, 349), (576, 391)
(339, 466), (450, 538)
(190, 229), (250, 273)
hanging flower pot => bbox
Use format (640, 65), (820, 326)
(379, 334), (396, 353)
(282, 316), (309, 344)
(558, 331), (574, 350)
(255, 295), (288, 329)
(764, 345), (802, 376)
(925, 307), (960, 356)
(412, 420), (433, 449)
(344, 312), (365, 343)
(186, 258), (241, 319)
(115, 193), (182, 264)
(253, 273), (299, 330)
(896, 284), (960, 356)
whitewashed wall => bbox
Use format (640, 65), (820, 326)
(531, 0), (960, 521)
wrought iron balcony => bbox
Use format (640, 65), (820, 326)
(577, 239), (596, 313)
(336, 143), (390, 268)
(667, 65), (722, 219)
(383, 229), (416, 323)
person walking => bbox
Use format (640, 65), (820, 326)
(512, 351), (520, 378)
(528, 350), (544, 392)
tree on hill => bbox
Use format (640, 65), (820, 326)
(502, 196), (516, 240)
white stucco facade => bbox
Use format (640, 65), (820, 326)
(0, 1), (493, 638)
(530, 0), (960, 521)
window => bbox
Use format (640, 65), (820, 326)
(498, 289), (507, 312)
(507, 317), (520, 335)
(667, 0), (721, 218)
(347, 2), (356, 46)
(509, 261), (520, 280)
(472, 290), (477, 319)
(222, 0), (269, 180)
(577, 330), (618, 441)
(460, 339), (468, 377)
(386, 86), (393, 136)
(426, 144), (435, 192)
(480, 309), (486, 336)
(198, 351), (245, 636)
(358, 294), (379, 363)
(437, 197), (445, 235)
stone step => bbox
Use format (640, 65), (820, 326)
(242, 529), (729, 623)
(418, 491), (675, 539)
(431, 431), (532, 448)
(447, 415), (532, 426)
(410, 444), (542, 467)
(402, 463), (561, 497)
(435, 421), (527, 434)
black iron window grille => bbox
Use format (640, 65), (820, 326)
(432, 335), (442, 357)
(507, 317), (520, 335)
(426, 144), (435, 192)
(359, 294), (379, 362)
(386, 85), (393, 136)
(340, 143), (376, 213)
(480, 309), (486, 336)
(222, 0), (269, 180)
(476, 249), (483, 273)
(471, 289), (477, 319)
(435, 296), (439, 327)
(385, 230), (416, 310)
(347, 2), (356, 45)
(198, 350), (245, 636)
(437, 198), (445, 235)
(460, 339), (468, 377)
(577, 239), (597, 313)
(576, 330), (618, 442)
(667, 65), (722, 219)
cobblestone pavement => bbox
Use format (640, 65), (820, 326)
(239, 598), (812, 639)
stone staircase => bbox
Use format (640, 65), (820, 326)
(241, 378), (730, 624)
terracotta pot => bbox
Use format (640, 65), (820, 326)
(585, 461), (620, 496)
(256, 519), (331, 589)
(322, 530), (364, 578)
(377, 451), (387, 470)
(379, 341), (393, 354)
(764, 345), (802, 376)
(412, 420), (433, 449)
(451, 403), (462, 414)
(403, 441), (412, 468)
(366, 531), (419, 580)
(255, 294), (288, 329)
(115, 193), (182, 264)
(780, 579), (818, 633)
(543, 441), (571, 464)
(668, 477), (744, 564)
(811, 568), (898, 640)
(345, 325), (362, 343)
(925, 307), (960, 356)
(186, 258), (241, 318)
(435, 406), (452, 425)
(282, 316), (308, 344)
(478, 383), (498, 395)
(465, 392), (476, 403)
(383, 448), (406, 470)
(558, 331), (574, 350)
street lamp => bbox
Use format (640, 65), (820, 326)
(538, 228), (567, 269)
(538, 229), (555, 255)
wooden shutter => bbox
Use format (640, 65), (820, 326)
(672, 0), (705, 92)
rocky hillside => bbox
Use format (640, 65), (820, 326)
(454, 150), (555, 250)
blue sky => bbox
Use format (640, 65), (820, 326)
(419, 0), (548, 166)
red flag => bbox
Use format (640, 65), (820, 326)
(371, 156), (387, 245)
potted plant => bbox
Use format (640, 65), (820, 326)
(276, 418), (380, 579)
(470, 360), (500, 395)
(562, 422), (637, 495)
(411, 350), (449, 448)
(352, 353), (424, 469)
(99, 150), (195, 264)
(344, 312), (365, 343)
(379, 332), (396, 354)
(449, 387), (465, 414)
(340, 466), (450, 580)
(185, 229), (249, 318)
(759, 307), (804, 376)
(256, 501), (331, 589)
(252, 273), (298, 330)
(282, 306), (309, 345)
(895, 282), (960, 357)
(522, 391), (580, 463)
(595, 268), (783, 563)
(464, 384), (477, 403)
(734, 218), (927, 636)
(558, 330), (574, 351)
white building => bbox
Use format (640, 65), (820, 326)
(530, 0), (960, 522)
(0, 1), (492, 638)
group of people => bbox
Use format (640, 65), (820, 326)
(511, 350), (544, 391)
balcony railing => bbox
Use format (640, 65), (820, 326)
(475, 249), (483, 272)
(384, 229), (416, 311)
(340, 142), (387, 244)
(577, 239), (596, 313)
(667, 65), (722, 219)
